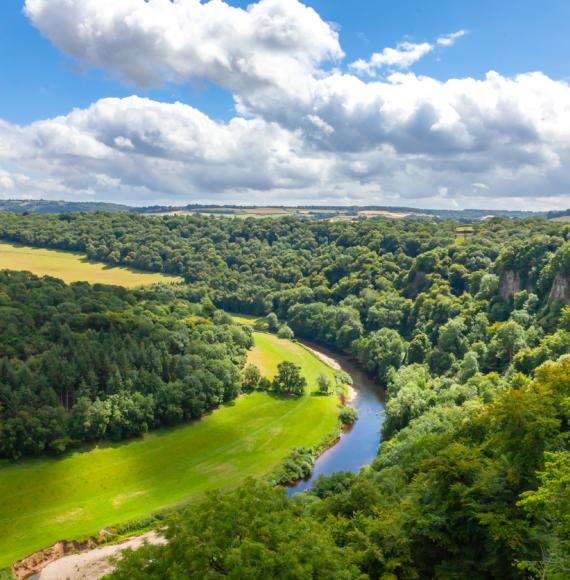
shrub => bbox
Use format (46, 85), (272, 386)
(339, 406), (358, 425)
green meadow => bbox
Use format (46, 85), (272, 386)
(0, 332), (339, 567)
(0, 242), (181, 287)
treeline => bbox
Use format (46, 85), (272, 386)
(0, 271), (251, 459)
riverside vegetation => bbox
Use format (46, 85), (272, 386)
(0, 212), (569, 577)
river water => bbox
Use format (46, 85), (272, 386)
(288, 342), (385, 495)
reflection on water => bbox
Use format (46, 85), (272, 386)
(288, 342), (385, 495)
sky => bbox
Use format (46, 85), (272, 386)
(0, 0), (569, 210)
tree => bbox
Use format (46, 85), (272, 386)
(353, 328), (407, 384)
(459, 351), (479, 383)
(317, 373), (332, 395)
(266, 312), (279, 332)
(339, 406), (358, 425)
(277, 323), (294, 340)
(408, 332), (431, 364)
(437, 317), (467, 358)
(488, 320), (527, 368)
(110, 482), (358, 579)
(518, 451), (570, 579)
(242, 364), (261, 392)
(272, 361), (307, 396)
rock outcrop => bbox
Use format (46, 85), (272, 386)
(550, 274), (570, 305)
(499, 270), (521, 299)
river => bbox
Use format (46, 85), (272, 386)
(288, 342), (386, 495)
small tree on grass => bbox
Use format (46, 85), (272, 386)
(272, 361), (306, 396)
(317, 373), (332, 395)
(242, 364), (261, 392)
(277, 324), (294, 340)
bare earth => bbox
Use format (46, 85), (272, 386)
(34, 532), (165, 580)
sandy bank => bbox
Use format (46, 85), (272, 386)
(32, 532), (165, 580)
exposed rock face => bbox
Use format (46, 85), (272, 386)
(499, 270), (521, 299)
(550, 274), (570, 305)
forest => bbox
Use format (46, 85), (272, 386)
(0, 211), (569, 577)
(0, 271), (250, 459)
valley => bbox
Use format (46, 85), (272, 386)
(0, 331), (341, 568)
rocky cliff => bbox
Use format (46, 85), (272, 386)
(499, 270), (521, 299)
(550, 273), (570, 305)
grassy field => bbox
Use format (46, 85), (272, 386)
(0, 242), (181, 287)
(248, 332), (336, 384)
(0, 332), (339, 567)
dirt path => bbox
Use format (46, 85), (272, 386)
(33, 532), (165, 580)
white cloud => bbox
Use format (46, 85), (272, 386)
(436, 30), (467, 47)
(24, 0), (342, 100)
(350, 42), (433, 76)
(0, 97), (332, 203)
(349, 30), (466, 77)
(13, 0), (570, 210)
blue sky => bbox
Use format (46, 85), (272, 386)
(2, 0), (569, 124)
(1, 0), (570, 209)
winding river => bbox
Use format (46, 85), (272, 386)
(288, 342), (386, 495)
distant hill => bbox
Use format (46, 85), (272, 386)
(547, 209), (570, 222)
(0, 199), (132, 214)
(0, 199), (556, 221)
(135, 203), (544, 222)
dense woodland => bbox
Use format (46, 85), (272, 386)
(0, 271), (251, 459)
(1, 212), (569, 577)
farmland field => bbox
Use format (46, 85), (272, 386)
(0, 242), (181, 287)
(0, 332), (339, 567)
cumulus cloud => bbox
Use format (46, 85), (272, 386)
(13, 0), (570, 209)
(24, 0), (342, 100)
(0, 97), (332, 203)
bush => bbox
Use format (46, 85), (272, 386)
(277, 324), (294, 339)
(339, 406), (358, 425)
(271, 447), (315, 484)
(317, 373), (332, 394)
(257, 377), (272, 391)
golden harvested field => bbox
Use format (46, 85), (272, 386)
(0, 242), (182, 287)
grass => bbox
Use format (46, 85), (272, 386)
(230, 313), (262, 325)
(248, 332), (336, 384)
(0, 242), (181, 287)
(0, 332), (339, 567)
